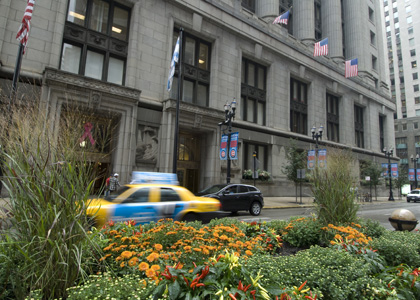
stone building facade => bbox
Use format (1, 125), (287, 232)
(0, 0), (397, 196)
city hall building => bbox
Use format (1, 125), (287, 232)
(0, 0), (396, 196)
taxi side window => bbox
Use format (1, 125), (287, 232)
(124, 188), (150, 203)
(160, 188), (181, 202)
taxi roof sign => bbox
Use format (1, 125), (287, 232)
(130, 172), (179, 185)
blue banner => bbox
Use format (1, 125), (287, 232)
(417, 169), (420, 181)
(381, 163), (388, 177)
(409, 169), (415, 181)
(220, 134), (228, 160)
(391, 163), (398, 178)
(307, 150), (315, 170)
(229, 132), (239, 160)
(318, 149), (327, 169)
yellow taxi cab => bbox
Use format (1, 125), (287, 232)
(87, 172), (222, 227)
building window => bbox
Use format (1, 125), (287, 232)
(241, 58), (266, 125)
(411, 49), (416, 57)
(368, 7), (374, 21)
(61, 0), (130, 85)
(414, 122), (418, 129)
(379, 116), (385, 151)
(370, 31), (376, 46)
(415, 85), (420, 92)
(409, 38), (415, 47)
(279, 0), (293, 35)
(413, 61), (418, 68)
(326, 93), (339, 142)
(406, 5), (412, 12)
(407, 16), (413, 24)
(416, 109), (420, 116)
(170, 30), (211, 107)
(394, 124), (399, 131)
(290, 78), (308, 135)
(354, 105), (364, 148)
(414, 73), (419, 80)
(241, 0), (255, 13)
(372, 55), (377, 70)
(408, 26), (414, 35)
(314, 0), (322, 40)
(415, 96), (420, 104)
(402, 123), (407, 130)
(243, 142), (267, 171)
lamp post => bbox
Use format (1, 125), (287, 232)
(311, 125), (323, 150)
(222, 99), (236, 184)
(411, 154), (419, 189)
(383, 147), (394, 201)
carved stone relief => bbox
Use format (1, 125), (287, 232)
(135, 125), (158, 165)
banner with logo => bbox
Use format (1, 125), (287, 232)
(307, 150), (315, 169)
(417, 169), (420, 181)
(229, 132), (239, 160)
(220, 134), (228, 160)
(381, 163), (388, 177)
(409, 169), (415, 181)
(391, 163), (398, 178)
(318, 149), (327, 169)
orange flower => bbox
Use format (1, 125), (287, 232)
(128, 257), (139, 267)
(139, 262), (149, 271)
(121, 251), (134, 259)
(245, 250), (253, 256)
(146, 252), (160, 262)
(146, 269), (156, 277)
(151, 264), (161, 271)
(99, 254), (111, 261)
(184, 246), (192, 252)
(154, 244), (163, 251)
(120, 262), (126, 268)
(193, 248), (202, 252)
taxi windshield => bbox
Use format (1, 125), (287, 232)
(104, 186), (130, 201)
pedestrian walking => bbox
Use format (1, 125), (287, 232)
(104, 175), (111, 196)
(109, 173), (120, 194)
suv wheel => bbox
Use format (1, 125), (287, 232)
(249, 201), (262, 216)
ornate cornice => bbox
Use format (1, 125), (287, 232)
(43, 68), (141, 100)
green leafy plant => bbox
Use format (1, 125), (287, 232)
(0, 100), (108, 299)
(280, 216), (322, 248)
(309, 148), (359, 226)
(282, 139), (307, 202)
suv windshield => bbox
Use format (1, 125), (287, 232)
(199, 184), (227, 194)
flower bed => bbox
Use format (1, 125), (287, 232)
(23, 217), (420, 299)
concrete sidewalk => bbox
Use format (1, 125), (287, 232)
(263, 195), (406, 209)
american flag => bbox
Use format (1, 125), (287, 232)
(16, 0), (35, 54)
(314, 38), (328, 57)
(345, 58), (358, 78)
(273, 10), (290, 25)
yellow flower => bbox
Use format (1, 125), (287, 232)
(139, 262), (149, 271)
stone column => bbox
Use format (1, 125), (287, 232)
(342, 0), (366, 72)
(321, 0), (343, 62)
(293, 0), (315, 44)
(256, 0), (279, 20)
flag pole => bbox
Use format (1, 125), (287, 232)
(9, 43), (24, 106)
(172, 28), (183, 174)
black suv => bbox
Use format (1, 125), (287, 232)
(196, 184), (264, 216)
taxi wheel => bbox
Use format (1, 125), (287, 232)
(249, 202), (262, 216)
(182, 213), (199, 222)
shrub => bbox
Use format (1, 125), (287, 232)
(245, 246), (385, 300)
(368, 231), (420, 267)
(280, 216), (322, 248)
(309, 149), (359, 226)
(356, 217), (387, 239)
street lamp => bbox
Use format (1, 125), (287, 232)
(311, 125), (323, 149)
(411, 154), (419, 189)
(220, 99), (236, 184)
(383, 147), (395, 201)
